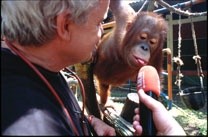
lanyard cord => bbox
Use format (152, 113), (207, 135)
(4, 40), (83, 136)
(63, 67), (88, 134)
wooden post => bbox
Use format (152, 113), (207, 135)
(120, 93), (139, 123)
(162, 48), (173, 109)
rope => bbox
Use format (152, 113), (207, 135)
(173, 12), (184, 93)
(138, 0), (148, 13)
(178, 13), (182, 59)
(155, 0), (207, 17)
(189, 7), (204, 90)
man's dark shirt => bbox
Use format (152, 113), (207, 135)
(1, 47), (90, 135)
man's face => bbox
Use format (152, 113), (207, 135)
(67, 0), (110, 64)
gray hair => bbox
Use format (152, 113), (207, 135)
(1, 0), (99, 46)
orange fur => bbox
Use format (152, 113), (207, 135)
(93, 2), (168, 106)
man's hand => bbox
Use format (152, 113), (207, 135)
(88, 115), (116, 136)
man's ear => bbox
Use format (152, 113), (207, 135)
(56, 11), (71, 40)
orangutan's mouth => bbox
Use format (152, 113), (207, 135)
(134, 55), (148, 66)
